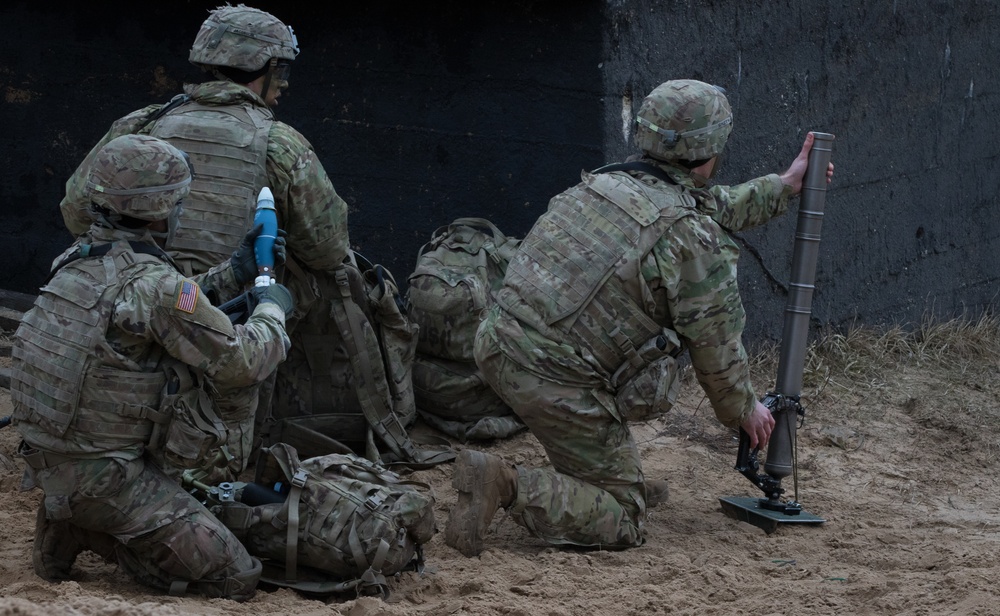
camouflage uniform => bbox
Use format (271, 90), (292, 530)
(59, 80), (349, 275)
(59, 77), (349, 441)
(15, 133), (291, 599)
(475, 160), (792, 548)
(14, 223), (289, 598)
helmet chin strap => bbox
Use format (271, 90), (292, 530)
(689, 172), (710, 188)
(148, 204), (184, 248)
(258, 59), (275, 104)
(256, 58), (290, 107)
(689, 154), (723, 188)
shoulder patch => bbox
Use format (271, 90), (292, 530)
(175, 280), (200, 313)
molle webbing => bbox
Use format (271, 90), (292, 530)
(11, 282), (105, 437)
(74, 368), (168, 441)
(501, 170), (691, 374)
(11, 244), (167, 449)
(149, 98), (272, 274)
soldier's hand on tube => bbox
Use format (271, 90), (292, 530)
(231, 223), (264, 286)
(779, 132), (836, 194)
(251, 283), (295, 318)
(741, 400), (775, 450)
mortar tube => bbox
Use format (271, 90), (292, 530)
(764, 132), (835, 480)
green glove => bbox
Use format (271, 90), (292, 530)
(251, 283), (295, 318)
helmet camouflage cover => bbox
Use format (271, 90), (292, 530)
(189, 4), (299, 72)
(634, 79), (733, 162)
(86, 135), (192, 222)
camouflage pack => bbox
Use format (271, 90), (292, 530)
(195, 442), (435, 597)
(265, 252), (453, 468)
(411, 355), (526, 441)
(405, 218), (525, 441)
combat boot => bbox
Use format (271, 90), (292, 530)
(32, 503), (82, 581)
(445, 449), (518, 557)
(32, 501), (120, 582)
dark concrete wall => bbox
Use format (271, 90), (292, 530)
(602, 0), (1000, 341)
(0, 1), (602, 293)
(2, 0), (999, 343)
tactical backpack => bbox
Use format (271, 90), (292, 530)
(195, 442), (435, 597)
(405, 218), (526, 441)
(262, 251), (453, 468)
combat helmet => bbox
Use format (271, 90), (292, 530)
(189, 4), (299, 72)
(635, 80), (733, 162)
(86, 135), (192, 224)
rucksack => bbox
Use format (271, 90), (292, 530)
(262, 251), (453, 468)
(405, 218), (526, 441)
(192, 442), (435, 597)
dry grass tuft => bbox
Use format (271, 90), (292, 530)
(808, 313), (1000, 388)
(649, 313), (1000, 455)
(748, 313), (1000, 449)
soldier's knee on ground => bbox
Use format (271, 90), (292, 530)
(112, 502), (260, 597)
(121, 545), (261, 601)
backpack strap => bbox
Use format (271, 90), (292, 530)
(347, 520), (392, 589)
(135, 93), (192, 134)
(254, 444), (309, 584)
(46, 240), (169, 284)
(283, 466), (308, 583)
(329, 262), (455, 468)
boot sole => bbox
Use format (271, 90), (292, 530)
(444, 450), (492, 557)
(451, 449), (488, 492)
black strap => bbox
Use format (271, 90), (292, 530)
(136, 93), (192, 134)
(591, 161), (679, 186)
(45, 241), (169, 285)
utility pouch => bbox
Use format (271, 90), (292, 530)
(612, 329), (682, 423)
(149, 362), (226, 474)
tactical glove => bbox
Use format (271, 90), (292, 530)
(251, 283), (295, 319)
(230, 223), (287, 287)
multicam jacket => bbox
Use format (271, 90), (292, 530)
(11, 225), (289, 460)
(59, 81), (350, 277)
(489, 158), (792, 429)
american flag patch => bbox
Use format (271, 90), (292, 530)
(175, 280), (199, 313)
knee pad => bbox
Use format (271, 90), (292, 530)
(176, 556), (262, 602)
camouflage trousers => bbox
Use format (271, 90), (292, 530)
(25, 453), (260, 600)
(213, 382), (261, 477)
(475, 332), (648, 549)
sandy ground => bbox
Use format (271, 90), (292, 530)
(2, 334), (1000, 616)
